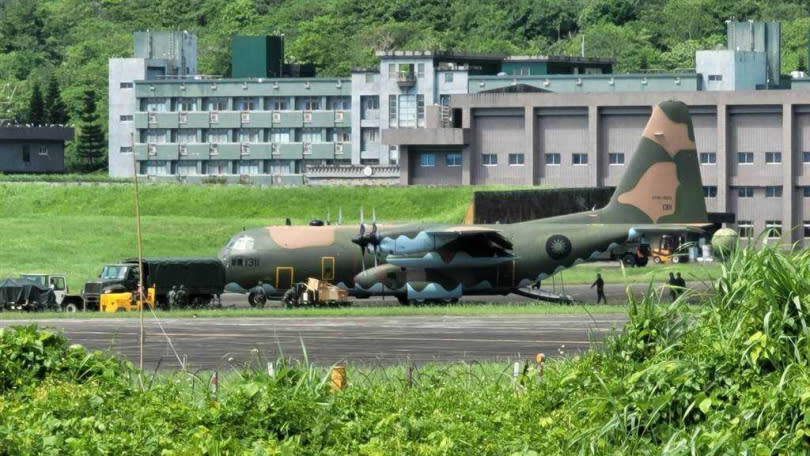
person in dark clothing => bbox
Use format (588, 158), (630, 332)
(667, 273), (677, 301)
(675, 273), (686, 297)
(591, 273), (607, 304)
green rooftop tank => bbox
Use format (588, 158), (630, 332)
(231, 35), (284, 78)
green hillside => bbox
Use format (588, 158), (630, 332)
(3, 0), (810, 167)
(0, 183), (485, 289)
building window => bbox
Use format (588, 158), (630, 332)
(204, 129), (230, 143)
(361, 128), (379, 151)
(738, 221), (753, 239)
(331, 128), (350, 143)
(297, 97), (321, 111)
(420, 153), (435, 167)
(176, 162), (197, 176)
(388, 63), (396, 79)
(608, 153), (624, 165)
(765, 152), (782, 164)
(267, 97), (289, 111)
(398, 95), (417, 128)
(142, 160), (168, 176)
(204, 98), (228, 111)
(206, 160), (231, 175)
(38, 145), (48, 156)
(365, 73), (376, 84)
(388, 95), (397, 127)
(545, 153), (561, 165)
(119, 115), (133, 122)
(235, 97), (259, 111)
(803, 152), (810, 163)
(176, 99), (196, 111)
(765, 186), (782, 198)
(328, 97), (351, 111)
(699, 152), (716, 164)
(703, 186), (717, 198)
(120, 146), (132, 154)
(737, 187), (754, 198)
(804, 187), (810, 198)
(238, 129), (261, 143)
(238, 160), (260, 175)
(766, 220), (782, 239)
(417, 63), (425, 78)
(361, 96), (380, 121)
(416, 95), (425, 128)
(444, 72), (454, 83)
(270, 129), (291, 143)
(737, 152), (754, 164)
(119, 82), (133, 89)
(572, 153), (588, 165)
(177, 131), (197, 144)
(804, 221), (810, 238)
(482, 154), (498, 166)
(446, 153), (462, 167)
(142, 98), (169, 112)
(508, 153), (525, 166)
(708, 74), (723, 81)
(299, 128), (322, 143)
(143, 129), (170, 144)
(22, 146), (30, 163)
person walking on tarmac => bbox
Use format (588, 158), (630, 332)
(667, 273), (677, 301)
(591, 273), (607, 304)
(175, 284), (188, 308)
(675, 272), (686, 297)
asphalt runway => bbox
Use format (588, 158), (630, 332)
(0, 314), (628, 370)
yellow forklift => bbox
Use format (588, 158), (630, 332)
(99, 286), (156, 312)
(650, 234), (689, 264)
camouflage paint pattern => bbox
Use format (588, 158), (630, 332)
(218, 101), (708, 300)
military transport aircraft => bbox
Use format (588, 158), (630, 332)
(219, 100), (710, 305)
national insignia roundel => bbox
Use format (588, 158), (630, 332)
(545, 234), (572, 260)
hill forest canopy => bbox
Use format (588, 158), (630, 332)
(1, 0), (809, 153)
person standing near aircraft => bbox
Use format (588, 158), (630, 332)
(667, 273), (677, 301)
(591, 273), (607, 304)
(675, 272), (686, 297)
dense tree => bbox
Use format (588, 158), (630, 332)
(1, 0), (810, 139)
(27, 81), (44, 126)
(74, 89), (105, 173)
(45, 77), (69, 125)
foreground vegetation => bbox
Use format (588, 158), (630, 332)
(1, 245), (809, 453)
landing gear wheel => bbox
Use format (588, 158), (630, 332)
(653, 256), (662, 264)
(397, 295), (409, 306)
(621, 254), (636, 267)
(248, 292), (257, 308)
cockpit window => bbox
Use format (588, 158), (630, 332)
(231, 236), (255, 251)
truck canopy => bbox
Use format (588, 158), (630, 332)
(0, 277), (54, 309)
(122, 257), (225, 295)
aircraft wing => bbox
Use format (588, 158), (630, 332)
(378, 227), (515, 268)
(628, 223), (714, 238)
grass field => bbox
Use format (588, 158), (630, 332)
(0, 182), (721, 292)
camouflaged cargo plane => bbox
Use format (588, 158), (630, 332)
(219, 100), (710, 305)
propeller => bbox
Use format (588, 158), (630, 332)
(351, 206), (382, 270)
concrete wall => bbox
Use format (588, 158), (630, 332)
(696, 50), (767, 91)
(109, 58), (147, 177)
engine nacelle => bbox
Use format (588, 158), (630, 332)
(353, 264), (407, 291)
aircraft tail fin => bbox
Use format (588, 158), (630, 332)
(601, 100), (708, 224)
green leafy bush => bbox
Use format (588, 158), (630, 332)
(3, 244), (810, 453)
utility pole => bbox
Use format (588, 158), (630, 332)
(131, 133), (146, 370)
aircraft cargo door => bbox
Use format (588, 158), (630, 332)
(275, 267), (294, 290)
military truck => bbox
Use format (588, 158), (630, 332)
(0, 274), (83, 312)
(82, 258), (226, 310)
